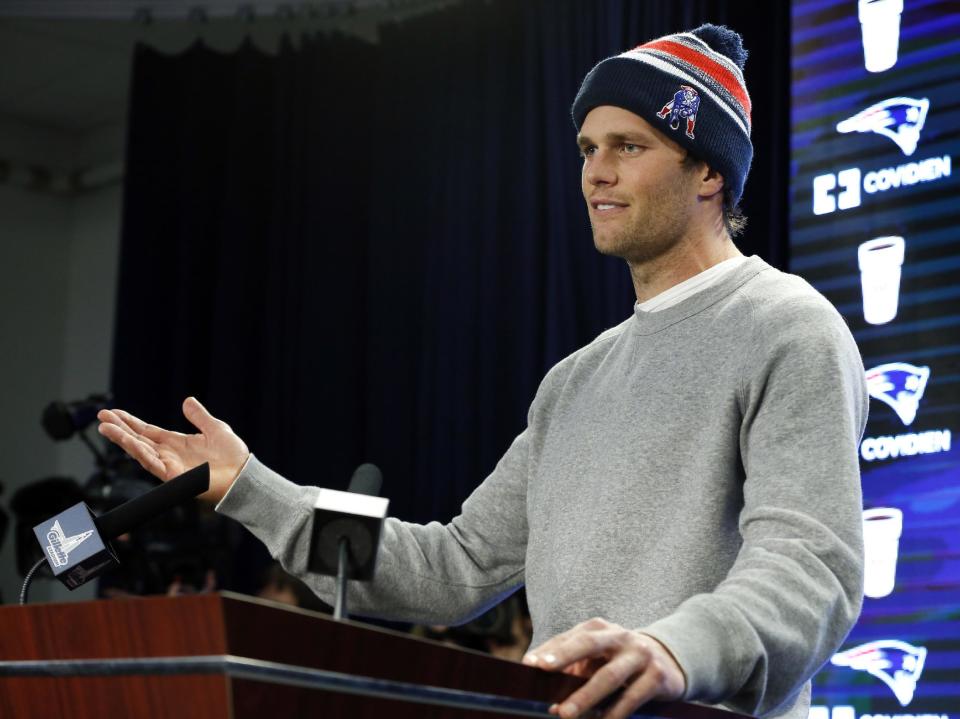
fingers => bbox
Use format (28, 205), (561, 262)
(98, 408), (181, 453)
(98, 419), (168, 478)
(97, 409), (156, 453)
(114, 408), (185, 445)
(182, 396), (224, 435)
(526, 619), (622, 671)
(551, 651), (650, 719)
(97, 408), (147, 443)
(602, 669), (667, 719)
(524, 621), (685, 719)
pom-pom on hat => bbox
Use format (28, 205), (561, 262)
(572, 24), (753, 205)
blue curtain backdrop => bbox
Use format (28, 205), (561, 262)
(113, 0), (789, 592)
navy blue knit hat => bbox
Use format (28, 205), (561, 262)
(572, 24), (753, 205)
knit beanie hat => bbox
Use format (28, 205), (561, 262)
(571, 24), (753, 205)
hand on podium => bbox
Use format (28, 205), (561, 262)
(97, 396), (249, 503)
(522, 617), (685, 719)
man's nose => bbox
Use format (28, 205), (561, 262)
(585, 150), (616, 186)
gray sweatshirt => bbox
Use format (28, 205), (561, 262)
(217, 256), (868, 718)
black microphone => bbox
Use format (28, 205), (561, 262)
(31, 463), (210, 590)
(347, 463), (382, 497)
(308, 463), (389, 620)
(96, 463), (209, 540)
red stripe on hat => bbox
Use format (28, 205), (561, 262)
(641, 39), (751, 122)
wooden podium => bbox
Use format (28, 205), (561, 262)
(0, 592), (747, 719)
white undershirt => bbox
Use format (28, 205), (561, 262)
(635, 256), (748, 313)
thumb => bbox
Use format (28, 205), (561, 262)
(182, 396), (221, 434)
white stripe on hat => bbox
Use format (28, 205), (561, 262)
(673, 32), (747, 85)
(620, 49), (750, 136)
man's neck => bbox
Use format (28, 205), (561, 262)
(627, 231), (742, 304)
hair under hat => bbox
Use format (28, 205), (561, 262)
(571, 24), (753, 205)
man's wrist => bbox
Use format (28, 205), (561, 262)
(636, 631), (688, 695)
(215, 452), (253, 509)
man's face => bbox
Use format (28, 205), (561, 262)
(578, 105), (701, 264)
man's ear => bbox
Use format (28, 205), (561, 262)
(698, 166), (725, 199)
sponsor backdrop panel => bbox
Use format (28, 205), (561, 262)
(790, 0), (960, 715)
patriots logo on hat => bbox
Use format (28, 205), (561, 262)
(865, 362), (930, 426)
(830, 639), (927, 706)
(836, 97), (930, 156)
(657, 85), (700, 139)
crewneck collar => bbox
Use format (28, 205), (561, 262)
(635, 255), (748, 313)
(631, 255), (771, 335)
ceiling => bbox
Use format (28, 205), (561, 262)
(0, 0), (448, 151)
(0, 19), (140, 136)
(0, 1), (421, 21)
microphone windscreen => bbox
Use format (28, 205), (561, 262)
(95, 463), (210, 540)
(347, 463), (382, 497)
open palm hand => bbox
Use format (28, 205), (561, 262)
(97, 396), (249, 502)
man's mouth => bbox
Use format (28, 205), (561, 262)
(590, 198), (628, 211)
(590, 199), (629, 216)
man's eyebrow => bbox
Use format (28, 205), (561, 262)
(576, 131), (651, 148)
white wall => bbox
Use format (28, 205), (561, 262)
(58, 184), (123, 480)
(0, 120), (122, 605)
(0, 183), (78, 603)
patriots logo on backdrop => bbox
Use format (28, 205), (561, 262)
(657, 85), (700, 139)
(865, 362), (930, 426)
(836, 97), (930, 156)
(831, 639), (927, 706)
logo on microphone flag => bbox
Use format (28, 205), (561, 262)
(33, 503), (117, 590)
(45, 519), (94, 567)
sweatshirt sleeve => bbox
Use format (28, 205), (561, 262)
(215, 427), (530, 625)
(641, 292), (868, 716)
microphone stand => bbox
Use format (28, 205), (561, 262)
(19, 557), (49, 606)
(333, 536), (349, 620)
(309, 464), (387, 622)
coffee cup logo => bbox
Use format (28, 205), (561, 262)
(859, 0), (904, 73)
(859, 236), (904, 326)
(862, 507), (903, 598)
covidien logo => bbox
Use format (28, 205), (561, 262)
(866, 362), (929, 426)
(837, 98), (929, 156)
(813, 169), (862, 215)
(46, 519), (93, 568)
(809, 707), (950, 719)
(811, 156), (951, 215)
(831, 640), (927, 706)
(810, 707), (856, 719)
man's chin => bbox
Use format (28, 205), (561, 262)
(592, 232), (676, 266)
(592, 233), (630, 260)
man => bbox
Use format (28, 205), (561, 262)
(98, 24), (867, 719)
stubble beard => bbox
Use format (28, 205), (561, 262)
(591, 163), (699, 265)
(591, 196), (688, 266)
